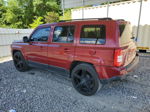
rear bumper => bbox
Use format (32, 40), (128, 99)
(95, 54), (140, 79)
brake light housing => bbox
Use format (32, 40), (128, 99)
(114, 49), (123, 67)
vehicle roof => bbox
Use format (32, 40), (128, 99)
(38, 18), (127, 27)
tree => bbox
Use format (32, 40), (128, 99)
(0, 0), (7, 27)
(45, 12), (59, 23)
(33, 0), (60, 18)
(0, 0), (61, 28)
(3, 0), (24, 28)
(29, 17), (43, 28)
(17, 0), (35, 28)
(59, 9), (71, 20)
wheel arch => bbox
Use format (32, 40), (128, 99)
(69, 60), (95, 77)
(12, 50), (21, 55)
(12, 49), (26, 60)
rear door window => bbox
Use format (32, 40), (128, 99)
(53, 26), (75, 43)
(80, 25), (106, 44)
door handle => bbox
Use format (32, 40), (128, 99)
(40, 46), (43, 48)
(89, 49), (96, 55)
(64, 48), (70, 52)
(40, 46), (46, 50)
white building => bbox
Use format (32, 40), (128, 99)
(71, 0), (150, 26)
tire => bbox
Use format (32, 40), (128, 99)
(71, 63), (102, 96)
(13, 51), (29, 72)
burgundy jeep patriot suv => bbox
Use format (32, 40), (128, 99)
(11, 18), (139, 96)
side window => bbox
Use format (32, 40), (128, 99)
(53, 26), (75, 43)
(30, 27), (51, 42)
(80, 25), (106, 44)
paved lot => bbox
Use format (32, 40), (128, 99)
(0, 54), (150, 112)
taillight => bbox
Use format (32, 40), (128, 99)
(114, 49), (123, 67)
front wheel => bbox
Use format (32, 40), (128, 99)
(13, 51), (29, 72)
(71, 63), (102, 96)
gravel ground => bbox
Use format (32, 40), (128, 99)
(0, 54), (150, 112)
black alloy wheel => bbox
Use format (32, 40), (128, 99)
(13, 52), (29, 72)
(71, 63), (102, 96)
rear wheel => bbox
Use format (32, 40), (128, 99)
(71, 63), (102, 96)
(13, 52), (29, 72)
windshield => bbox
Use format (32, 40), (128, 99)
(119, 23), (133, 46)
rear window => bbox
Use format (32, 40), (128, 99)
(80, 25), (106, 44)
(119, 23), (133, 45)
(119, 24), (126, 37)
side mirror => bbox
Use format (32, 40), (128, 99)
(23, 36), (29, 43)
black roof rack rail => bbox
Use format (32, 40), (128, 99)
(59, 17), (113, 22)
(116, 19), (125, 21)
